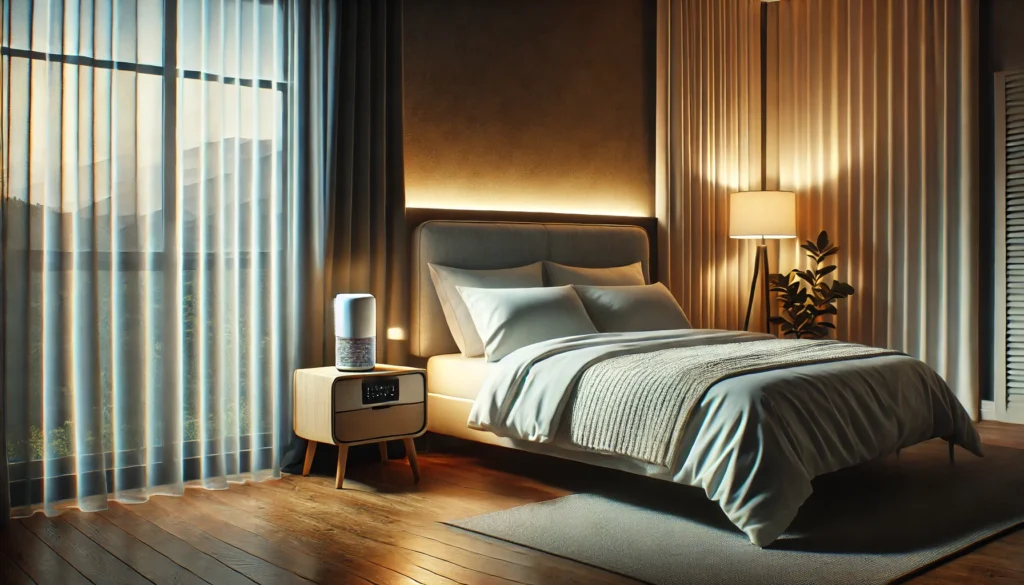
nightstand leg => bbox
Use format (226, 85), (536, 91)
(378, 442), (389, 462)
(302, 441), (317, 476)
(335, 445), (349, 489)
(403, 438), (420, 484)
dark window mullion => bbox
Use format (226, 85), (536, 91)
(0, 47), (164, 76)
(159, 0), (181, 486)
(179, 68), (285, 91)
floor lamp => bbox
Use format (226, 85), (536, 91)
(729, 191), (797, 332)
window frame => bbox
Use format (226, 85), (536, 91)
(1, 4), (288, 269)
(2, 0), (290, 507)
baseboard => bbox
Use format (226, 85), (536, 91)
(981, 400), (996, 421)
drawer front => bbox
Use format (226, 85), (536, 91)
(333, 402), (426, 444)
(333, 372), (425, 412)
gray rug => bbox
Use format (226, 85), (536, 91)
(448, 440), (1024, 585)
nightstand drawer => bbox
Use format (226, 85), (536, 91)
(332, 372), (425, 412)
(333, 402), (426, 444)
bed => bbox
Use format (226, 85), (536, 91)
(409, 214), (982, 547)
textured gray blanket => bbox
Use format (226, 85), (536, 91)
(567, 339), (899, 466)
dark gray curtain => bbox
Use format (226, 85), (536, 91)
(1, 343), (7, 528)
(283, 0), (407, 473)
(323, 0), (408, 367)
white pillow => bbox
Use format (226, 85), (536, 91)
(572, 282), (691, 333)
(543, 261), (646, 286)
(455, 285), (598, 362)
(429, 262), (544, 356)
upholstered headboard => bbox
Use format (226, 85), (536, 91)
(409, 216), (653, 358)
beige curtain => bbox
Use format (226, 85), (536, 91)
(771, 0), (979, 417)
(657, 0), (765, 332)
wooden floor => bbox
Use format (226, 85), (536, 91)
(2, 422), (1023, 585)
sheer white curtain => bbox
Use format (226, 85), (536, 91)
(2, 0), (305, 516)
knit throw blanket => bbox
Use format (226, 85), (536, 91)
(566, 339), (899, 467)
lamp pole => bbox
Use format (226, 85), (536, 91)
(742, 235), (771, 333)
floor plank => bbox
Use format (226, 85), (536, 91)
(0, 521), (90, 585)
(20, 514), (150, 585)
(144, 493), (375, 585)
(233, 480), (606, 585)
(0, 549), (38, 585)
(119, 499), (316, 585)
(98, 503), (257, 585)
(7, 421), (1021, 585)
(185, 488), (453, 585)
(60, 508), (210, 585)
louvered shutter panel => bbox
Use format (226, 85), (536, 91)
(997, 70), (1024, 422)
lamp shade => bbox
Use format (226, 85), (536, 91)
(728, 191), (797, 239)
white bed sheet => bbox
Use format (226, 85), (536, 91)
(426, 354), (495, 401)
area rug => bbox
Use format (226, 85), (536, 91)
(447, 440), (1024, 585)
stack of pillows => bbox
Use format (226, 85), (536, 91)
(428, 261), (691, 362)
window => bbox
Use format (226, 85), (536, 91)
(3, 0), (287, 472)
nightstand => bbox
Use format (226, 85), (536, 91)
(293, 365), (427, 488)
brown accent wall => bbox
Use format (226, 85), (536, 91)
(403, 0), (656, 217)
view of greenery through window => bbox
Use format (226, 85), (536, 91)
(3, 0), (285, 468)
(4, 202), (278, 464)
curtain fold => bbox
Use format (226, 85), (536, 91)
(280, 0), (406, 473)
(772, 0), (980, 417)
(2, 0), (302, 516)
(658, 0), (980, 417)
(318, 0), (407, 367)
(658, 0), (764, 331)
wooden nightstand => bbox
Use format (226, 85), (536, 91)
(293, 365), (427, 488)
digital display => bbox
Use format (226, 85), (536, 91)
(362, 377), (400, 405)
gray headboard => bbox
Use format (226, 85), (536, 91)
(410, 216), (653, 358)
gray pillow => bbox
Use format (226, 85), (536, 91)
(543, 261), (646, 286)
(572, 282), (691, 333)
(428, 262), (544, 356)
(456, 285), (598, 362)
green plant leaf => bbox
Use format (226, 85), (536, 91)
(818, 265), (837, 278)
(816, 246), (839, 262)
(832, 281), (855, 296)
(816, 230), (830, 252)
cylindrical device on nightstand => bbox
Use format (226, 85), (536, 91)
(334, 293), (376, 371)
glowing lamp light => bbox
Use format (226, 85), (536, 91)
(728, 191), (798, 333)
(729, 191), (797, 240)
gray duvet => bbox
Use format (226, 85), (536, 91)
(468, 329), (983, 546)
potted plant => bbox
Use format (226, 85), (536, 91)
(768, 230), (855, 339)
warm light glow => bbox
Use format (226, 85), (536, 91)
(406, 189), (651, 218)
(729, 191), (798, 239)
(387, 327), (406, 341)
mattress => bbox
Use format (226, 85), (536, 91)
(426, 353), (495, 401)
